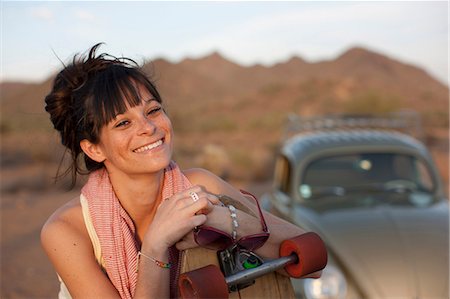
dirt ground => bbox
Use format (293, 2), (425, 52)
(1, 189), (78, 298)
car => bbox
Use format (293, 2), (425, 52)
(261, 113), (449, 299)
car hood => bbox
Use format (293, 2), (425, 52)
(293, 196), (449, 299)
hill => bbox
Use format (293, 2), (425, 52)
(1, 46), (448, 183)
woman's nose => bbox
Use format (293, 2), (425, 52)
(136, 116), (156, 135)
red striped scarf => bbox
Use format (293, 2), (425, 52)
(81, 161), (191, 298)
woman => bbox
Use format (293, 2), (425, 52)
(41, 43), (309, 299)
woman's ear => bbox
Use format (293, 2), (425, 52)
(80, 139), (106, 163)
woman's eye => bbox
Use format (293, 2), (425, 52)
(115, 120), (129, 128)
(147, 107), (162, 116)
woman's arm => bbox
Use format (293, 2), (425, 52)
(41, 195), (210, 299)
(183, 168), (305, 258)
(41, 199), (121, 298)
(133, 188), (214, 298)
(183, 168), (322, 278)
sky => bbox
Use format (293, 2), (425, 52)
(1, 1), (448, 85)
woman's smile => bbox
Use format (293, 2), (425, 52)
(93, 90), (174, 176)
(133, 138), (164, 153)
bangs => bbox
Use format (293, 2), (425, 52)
(88, 65), (162, 132)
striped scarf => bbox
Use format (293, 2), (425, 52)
(81, 161), (191, 298)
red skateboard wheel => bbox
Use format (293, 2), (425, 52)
(178, 264), (229, 299)
(279, 232), (327, 278)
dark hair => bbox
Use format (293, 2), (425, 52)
(45, 43), (162, 187)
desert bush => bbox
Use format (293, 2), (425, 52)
(226, 147), (275, 182)
(247, 112), (285, 131)
(343, 91), (402, 115)
(259, 83), (284, 96)
(0, 120), (12, 134)
(422, 110), (449, 128)
(198, 116), (237, 133)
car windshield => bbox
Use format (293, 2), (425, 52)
(300, 153), (435, 199)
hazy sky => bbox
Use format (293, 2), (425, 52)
(1, 1), (448, 84)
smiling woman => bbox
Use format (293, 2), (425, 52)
(40, 43), (316, 299)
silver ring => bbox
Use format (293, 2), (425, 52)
(189, 191), (199, 202)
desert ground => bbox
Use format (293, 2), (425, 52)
(2, 188), (79, 298)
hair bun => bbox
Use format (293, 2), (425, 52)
(45, 64), (84, 146)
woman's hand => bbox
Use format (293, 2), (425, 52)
(175, 204), (232, 250)
(142, 186), (221, 253)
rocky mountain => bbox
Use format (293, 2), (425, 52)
(1, 46), (448, 182)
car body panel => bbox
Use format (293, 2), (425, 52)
(290, 197), (449, 298)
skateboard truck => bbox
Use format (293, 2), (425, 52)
(217, 246), (298, 293)
(218, 245), (297, 292)
(178, 232), (328, 299)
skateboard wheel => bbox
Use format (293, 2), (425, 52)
(178, 264), (229, 299)
(279, 232), (327, 278)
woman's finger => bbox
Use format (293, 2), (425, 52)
(206, 192), (222, 206)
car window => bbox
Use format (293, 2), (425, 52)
(274, 155), (291, 193)
(300, 153), (435, 198)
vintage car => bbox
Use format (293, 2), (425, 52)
(261, 114), (449, 299)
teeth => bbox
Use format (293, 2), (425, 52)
(133, 140), (163, 153)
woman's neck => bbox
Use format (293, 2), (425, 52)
(106, 168), (165, 234)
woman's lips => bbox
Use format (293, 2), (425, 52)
(133, 139), (163, 153)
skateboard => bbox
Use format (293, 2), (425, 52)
(178, 196), (328, 299)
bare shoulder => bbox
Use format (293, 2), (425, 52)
(41, 196), (84, 236)
(184, 168), (254, 205)
(41, 196), (120, 297)
(184, 168), (232, 193)
(40, 196), (90, 257)
(184, 168), (223, 191)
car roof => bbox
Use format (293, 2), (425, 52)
(279, 129), (445, 199)
(281, 130), (432, 165)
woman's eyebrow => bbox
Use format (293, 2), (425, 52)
(143, 97), (156, 104)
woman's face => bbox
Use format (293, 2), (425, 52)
(92, 85), (173, 178)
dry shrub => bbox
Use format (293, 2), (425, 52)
(343, 90), (402, 115)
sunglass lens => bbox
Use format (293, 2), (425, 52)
(195, 230), (233, 250)
(238, 235), (270, 251)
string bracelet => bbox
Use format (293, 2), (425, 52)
(137, 251), (172, 271)
(228, 204), (239, 241)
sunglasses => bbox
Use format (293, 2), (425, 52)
(194, 191), (270, 251)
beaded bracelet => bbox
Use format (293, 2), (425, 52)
(228, 204), (239, 240)
(137, 251), (172, 270)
